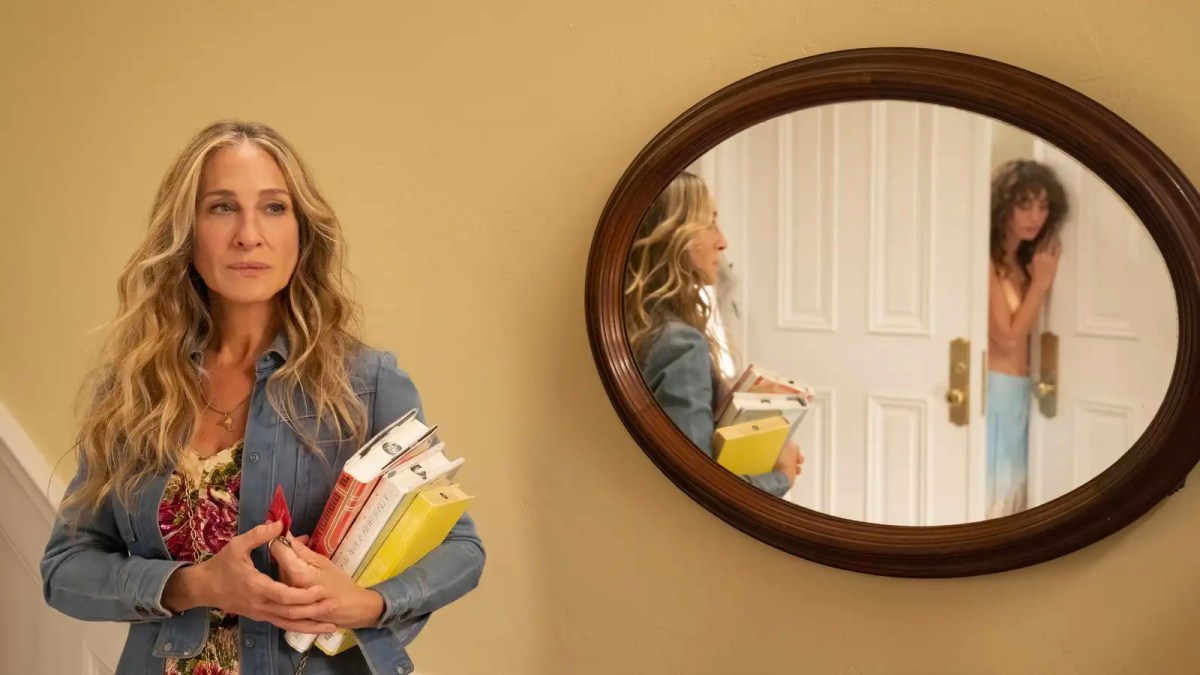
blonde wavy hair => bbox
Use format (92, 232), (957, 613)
(59, 120), (367, 523)
(624, 171), (722, 367)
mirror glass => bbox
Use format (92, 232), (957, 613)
(624, 100), (1179, 525)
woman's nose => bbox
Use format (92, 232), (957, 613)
(234, 216), (265, 249)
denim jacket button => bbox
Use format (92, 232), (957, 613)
(249, 452), (260, 463)
(163, 642), (173, 651)
(244, 636), (255, 648)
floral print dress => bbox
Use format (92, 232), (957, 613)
(158, 440), (245, 675)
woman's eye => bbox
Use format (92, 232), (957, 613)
(210, 202), (235, 214)
(266, 202), (288, 215)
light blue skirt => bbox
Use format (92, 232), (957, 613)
(986, 371), (1031, 518)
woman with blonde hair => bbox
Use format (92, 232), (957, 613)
(625, 171), (801, 497)
(40, 120), (485, 674)
(986, 158), (1068, 518)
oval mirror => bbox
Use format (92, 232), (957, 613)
(586, 48), (1200, 576)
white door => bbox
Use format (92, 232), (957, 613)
(1027, 140), (1178, 506)
(696, 101), (993, 526)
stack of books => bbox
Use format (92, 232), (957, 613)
(712, 364), (814, 475)
(283, 409), (473, 656)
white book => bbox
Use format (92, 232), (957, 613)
(307, 410), (440, 561)
(344, 410), (440, 482)
(348, 449), (464, 578)
(314, 482), (469, 655)
(718, 392), (808, 427)
(283, 445), (464, 653)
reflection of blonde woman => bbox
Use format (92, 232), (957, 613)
(986, 159), (1068, 518)
(625, 171), (801, 497)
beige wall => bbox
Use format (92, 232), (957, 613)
(3, 2), (1200, 673)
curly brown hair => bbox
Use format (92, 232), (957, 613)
(990, 159), (1069, 278)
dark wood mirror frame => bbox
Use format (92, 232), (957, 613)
(584, 47), (1200, 577)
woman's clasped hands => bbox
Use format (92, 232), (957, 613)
(164, 519), (384, 633)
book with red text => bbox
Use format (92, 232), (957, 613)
(308, 409), (440, 557)
(314, 484), (474, 655)
(283, 442), (464, 653)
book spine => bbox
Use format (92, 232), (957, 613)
(315, 491), (469, 655)
(329, 481), (403, 572)
(282, 479), (402, 653)
(283, 629), (318, 653)
(310, 472), (381, 557)
(313, 500), (434, 654)
(352, 476), (447, 578)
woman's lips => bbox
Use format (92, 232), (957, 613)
(229, 262), (270, 276)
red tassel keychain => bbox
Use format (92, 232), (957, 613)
(267, 484), (293, 544)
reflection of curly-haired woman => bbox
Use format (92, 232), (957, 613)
(624, 171), (801, 497)
(986, 159), (1068, 518)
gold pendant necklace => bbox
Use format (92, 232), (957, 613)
(199, 382), (251, 432)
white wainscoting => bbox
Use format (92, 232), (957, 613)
(0, 402), (125, 675)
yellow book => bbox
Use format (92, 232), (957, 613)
(315, 484), (474, 655)
(713, 415), (790, 475)
(351, 475), (452, 578)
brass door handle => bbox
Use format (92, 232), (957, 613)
(1038, 332), (1059, 418)
(947, 338), (969, 427)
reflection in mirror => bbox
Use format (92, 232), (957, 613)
(625, 101), (1179, 526)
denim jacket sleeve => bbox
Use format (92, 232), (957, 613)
(355, 351), (486, 641)
(641, 324), (790, 497)
(40, 456), (190, 623)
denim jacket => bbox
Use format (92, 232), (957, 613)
(639, 319), (790, 497)
(40, 332), (486, 675)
